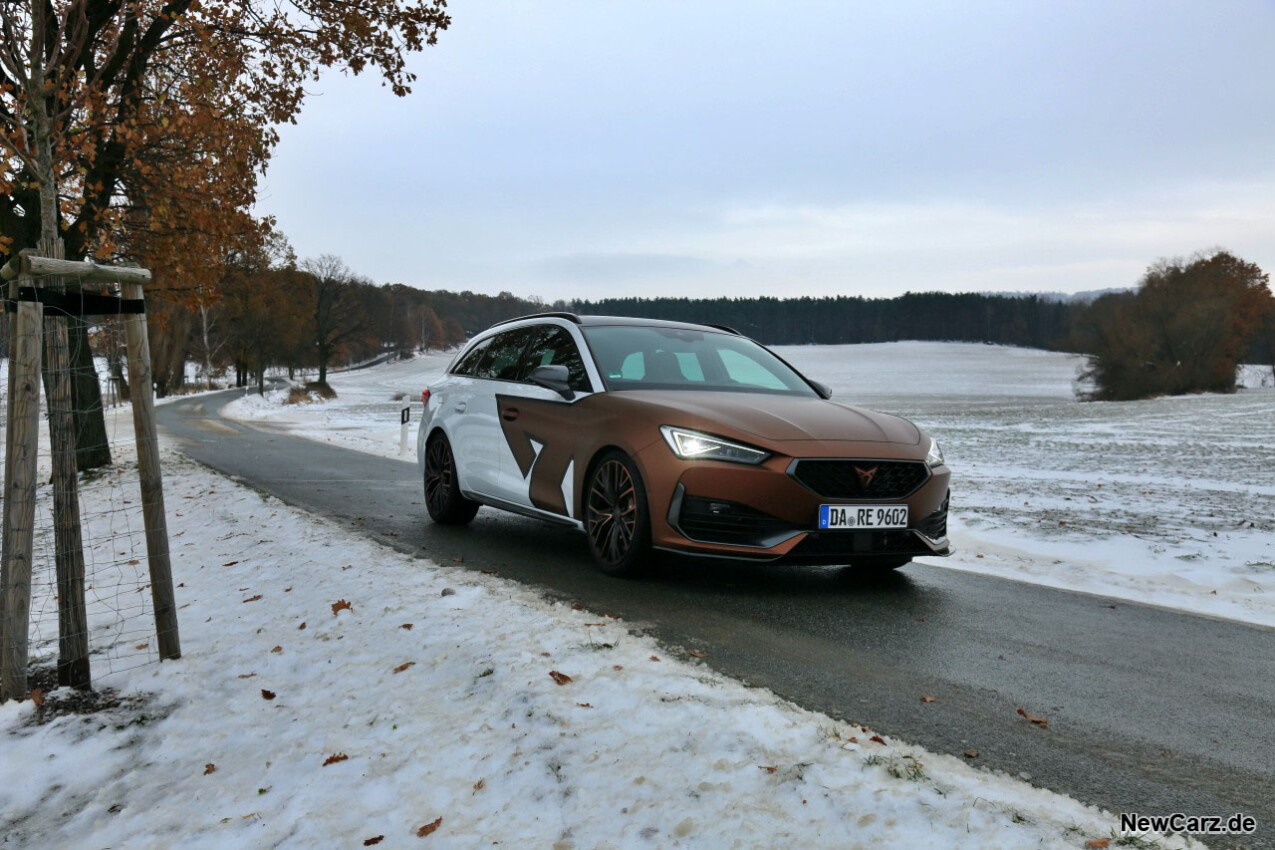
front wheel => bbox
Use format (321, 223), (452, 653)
(424, 433), (479, 525)
(585, 451), (652, 576)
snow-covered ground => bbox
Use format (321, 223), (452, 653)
(0, 402), (1193, 848)
(224, 342), (1275, 629)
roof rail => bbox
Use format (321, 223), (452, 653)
(490, 311), (581, 329)
(707, 323), (742, 335)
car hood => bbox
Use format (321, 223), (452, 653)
(610, 391), (922, 446)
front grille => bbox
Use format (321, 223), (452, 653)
(787, 530), (929, 560)
(677, 496), (796, 547)
(790, 459), (929, 499)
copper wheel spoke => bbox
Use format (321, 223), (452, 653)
(588, 460), (637, 566)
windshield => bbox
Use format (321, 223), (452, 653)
(581, 325), (818, 397)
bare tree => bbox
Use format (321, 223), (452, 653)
(301, 255), (368, 385)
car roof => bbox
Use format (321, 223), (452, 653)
(488, 312), (741, 335)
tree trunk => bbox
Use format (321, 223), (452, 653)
(29, 0), (111, 471)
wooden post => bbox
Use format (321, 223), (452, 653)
(1, 296), (43, 702)
(38, 237), (91, 690)
(121, 280), (180, 660)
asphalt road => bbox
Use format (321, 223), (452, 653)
(159, 389), (1275, 848)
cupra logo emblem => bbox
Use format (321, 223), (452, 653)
(855, 465), (878, 488)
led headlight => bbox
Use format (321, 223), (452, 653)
(925, 436), (945, 468)
(660, 426), (770, 465)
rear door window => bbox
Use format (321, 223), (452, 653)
(451, 337), (492, 376)
(473, 327), (536, 381)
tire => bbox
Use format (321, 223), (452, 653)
(424, 432), (480, 525)
(584, 450), (652, 576)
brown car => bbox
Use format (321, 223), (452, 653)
(417, 313), (951, 576)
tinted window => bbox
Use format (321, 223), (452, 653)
(519, 326), (591, 392)
(451, 337), (492, 376)
(581, 325), (818, 397)
(473, 327), (536, 381)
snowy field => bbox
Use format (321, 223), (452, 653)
(0, 405), (1190, 848)
(225, 342), (1275, 629)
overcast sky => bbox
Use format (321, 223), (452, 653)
(256, 0), (1275, 301)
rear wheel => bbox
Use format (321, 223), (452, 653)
(585, 451), (651, 576)
(424, 433), (479, 525)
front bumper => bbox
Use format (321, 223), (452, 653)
(636, 440), (951, 565)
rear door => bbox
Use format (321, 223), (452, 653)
(454, 326), (537, 498)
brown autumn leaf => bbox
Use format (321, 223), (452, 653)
(401, 623), (414, 630)
(128, 559), (141, 565)
(549, 671), (572, 686)
(1085, 841), (1110, 849)
(332, 599), (353, 616)
(298, 622), (307, 630)
(243, 595), (262, 603)
(870, 735), (887, 745)
(364, 837), (384, 846)
(238, 673), (257, 679)
(920, 695), (936, 703)
(472, 779), (485, 792)
(1016, 707), (1049, 726)
(203, 763), (217, 775)
(30, 688), (45, 707)
(687, 649), (708, 658)
(323, 753), (349, 766)
(261, 689), (276, 700)
(759, 765), (778, 774)
(393, 662), (416, 674)
(417, 817), (443, 837)
(576, 703), (593, 708)
(649, 655), (661, 662)
(222, 561), (239, 567)
(134, 643), (149, 651)
(612, 665), (623, 671)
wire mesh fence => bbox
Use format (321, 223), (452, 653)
(2, 259), (177, 700)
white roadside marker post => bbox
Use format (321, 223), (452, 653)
(400, 406), (411, 455)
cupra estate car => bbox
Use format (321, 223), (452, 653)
(417, 313), (951, 576)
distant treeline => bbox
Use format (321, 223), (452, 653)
(569, 292), (1080, 350)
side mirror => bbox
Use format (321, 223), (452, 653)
(528, 364), (575, 400)
(810, 380), (832, 399)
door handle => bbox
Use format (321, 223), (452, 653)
(502, 407), (520, 421)
(454, 402), (467, 413)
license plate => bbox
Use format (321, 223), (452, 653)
(818, 504), (908, 530)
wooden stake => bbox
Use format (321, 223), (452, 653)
(1, 298), (43, 702)
(38, 237), (91, 690)
(121, 280), (180, 660)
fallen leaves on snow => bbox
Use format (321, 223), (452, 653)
(332, 599), (353, 616)
(323, 753), (349, 766)
(549, 671), (572, 686)
(416, 817), (442, 837)
(393, 662), (415, 674)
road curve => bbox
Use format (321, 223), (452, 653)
(159, 389), (1275, 848)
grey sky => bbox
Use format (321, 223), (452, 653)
(256, 1), (1275, 301)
